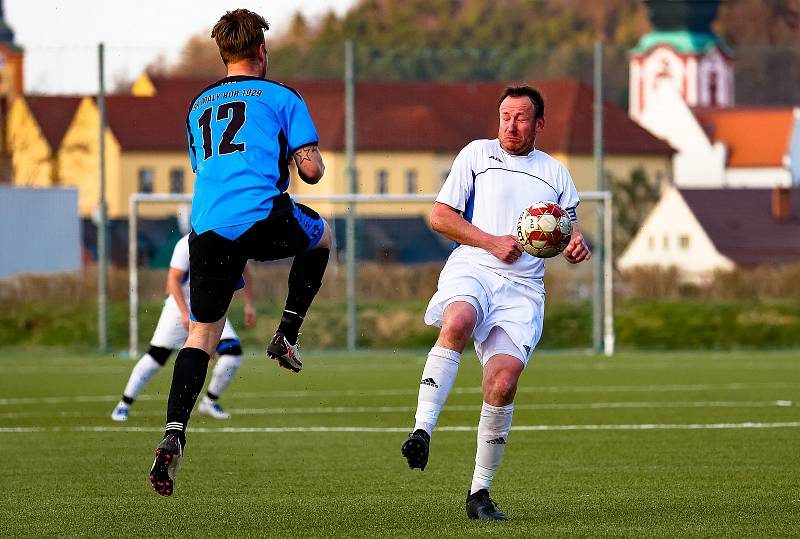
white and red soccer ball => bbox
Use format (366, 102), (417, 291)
(516, 201), (572, 258)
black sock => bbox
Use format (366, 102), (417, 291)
(277, 311), (303, 345)
(122, 395), (134, 405)
(165, 347), (210, 447)
(279, 248), (329, 344)
(206, 391), (219, 401)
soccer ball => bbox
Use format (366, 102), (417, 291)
(516, 201), (572, 258)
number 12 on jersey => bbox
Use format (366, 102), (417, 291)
(197, 101), (247, 160)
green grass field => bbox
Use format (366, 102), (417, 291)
(1, 349), (798, 537)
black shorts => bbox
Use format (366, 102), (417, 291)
(189, 194), (325, 323)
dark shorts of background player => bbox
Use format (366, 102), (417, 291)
(189, 193), (325, 323)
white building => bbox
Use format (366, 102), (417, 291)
(618, 185), (800, 278)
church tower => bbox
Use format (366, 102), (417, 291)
(629, 0), (733, 120)
(0, 0), (23, 104)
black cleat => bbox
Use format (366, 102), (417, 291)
(466, 489), (506, 520)
(401, 429), (430, 470)
(267, 332), (302, 372)
(149, 434), (183, 497)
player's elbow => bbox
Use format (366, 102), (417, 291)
(429, 204), (450, 233)
(430, 211), (443, 233)
(299, 163), (325, 184)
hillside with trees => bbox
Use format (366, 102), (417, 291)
(158, 0), (800, 107)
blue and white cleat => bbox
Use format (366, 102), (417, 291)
(110, 402), (129, 422)
(197, 396), (231, 419)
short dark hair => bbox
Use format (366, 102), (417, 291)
(211, 9), (270, 65)
(498, 86), (545, 119)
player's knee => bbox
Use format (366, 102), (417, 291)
(441, 322), (471, 345)
(147, 345), (173, 366)
(441, 309), (475, 344)
(485, 371), (519, 403)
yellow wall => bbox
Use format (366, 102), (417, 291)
(288, 150), (454, 218)
(120, 152), (194, 218)
(288, 150), (671, 223)
(7, 98), (55, 187)
(56, 97), (194, 219)
(560, 153), (672, 193)
(58, 98), (122, 217)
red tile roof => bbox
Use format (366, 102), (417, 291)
(103, 94), (192, 151)
(136, 76), (673, 155)
(694, 107), (795, 167)
(681, 188), (800, 266)
(25, 96), (82, 150)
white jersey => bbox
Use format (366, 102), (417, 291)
(168, 235), (191, 300)
(437, 139), (580, 293)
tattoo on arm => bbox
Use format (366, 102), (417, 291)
(293, 145), (318, 163)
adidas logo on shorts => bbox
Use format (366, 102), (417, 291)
(486, 437), (506, 445)
(420, 377), (439, 388)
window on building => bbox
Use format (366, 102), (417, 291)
(679, 234), (690, 250)
(138, 167), (154, 193)
(662, 234), (669, 250)
(169, 168), (184, 194)
(405, 169), (418, 194)
(376, 169), (388, 194)
(648, 235), (655, 251)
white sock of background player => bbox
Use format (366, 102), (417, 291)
(205, 353), (242, 400)
(120, 352), (164, 405)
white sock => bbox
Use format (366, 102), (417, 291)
(122, 353), (163, 401)
(413, 346), (461, 435)
(206, 354), (242, 398)
(470, 401), (514, 494)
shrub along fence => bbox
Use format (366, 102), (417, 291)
(2, 264), (799, 350)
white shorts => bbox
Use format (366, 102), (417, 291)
(150, 295), (239, 350)
(424, 257), (545, 366)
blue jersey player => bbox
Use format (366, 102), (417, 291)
(149, 9), (332, 497)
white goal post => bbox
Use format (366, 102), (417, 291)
(128, 191), (614, 358)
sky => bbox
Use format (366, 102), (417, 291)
(5, 0), (357, 95)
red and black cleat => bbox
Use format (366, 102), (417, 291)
(149, 435), (182, 497)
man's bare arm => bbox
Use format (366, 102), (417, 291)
(166, 267), (191, 329)
(430, 202), (523, 264)
(292, 144), (325, 184)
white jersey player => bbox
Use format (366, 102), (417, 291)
(111, 235), (255, 421)
(401, 86), (591, 520)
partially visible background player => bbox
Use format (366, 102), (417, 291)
(148, 9), (332, 497)
(110, 234), (255, 422)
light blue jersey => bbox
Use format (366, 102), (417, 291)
(186, 76), (319, 235)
